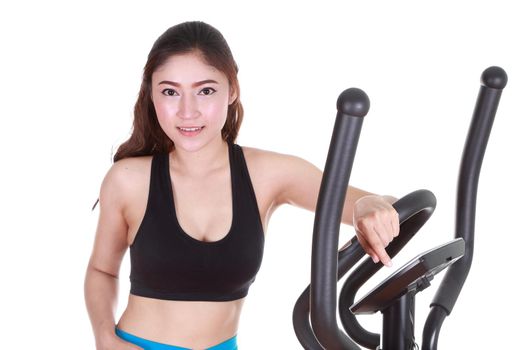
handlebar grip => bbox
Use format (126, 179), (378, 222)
(309, 88), (369, 349)
(422, 66), (507, 350)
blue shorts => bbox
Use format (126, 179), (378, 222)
(115, 328), (238, 350)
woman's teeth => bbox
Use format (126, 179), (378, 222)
(178, 127), (202, 132)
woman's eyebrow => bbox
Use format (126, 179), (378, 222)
(158, 79), (219, 87)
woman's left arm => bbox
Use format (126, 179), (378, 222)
(270, 152), (399, 266)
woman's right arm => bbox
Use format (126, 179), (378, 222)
(84, 163), (142, 350)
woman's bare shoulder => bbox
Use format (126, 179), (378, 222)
(241, 146), (316, 172)
(240, 145), (322, 207)
(106, 155), (152, 181)
(240, 145), (319, 187)
(100, 155), (153, 203)
(241, 146), (299, 165)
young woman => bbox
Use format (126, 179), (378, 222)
(84, 21), (399, 350)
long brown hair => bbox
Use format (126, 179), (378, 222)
(113, 21), (243, 162)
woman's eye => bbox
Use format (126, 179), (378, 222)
(199, 87), (216, 96)
(162, 88), (178, 96)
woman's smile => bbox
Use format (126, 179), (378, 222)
(177, 126), (205, 137)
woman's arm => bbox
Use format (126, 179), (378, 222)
(84, 163), (142, 350)
(269, 152), (399, 266)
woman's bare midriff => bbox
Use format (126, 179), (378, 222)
(117, 294), (244, 349)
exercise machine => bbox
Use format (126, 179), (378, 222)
(293, 66), (507, 349)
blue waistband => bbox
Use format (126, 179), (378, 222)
(115, 328), (238, 350)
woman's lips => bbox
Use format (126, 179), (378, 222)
(177, 126), (204, 137)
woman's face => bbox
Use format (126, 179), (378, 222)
(151, 51), (236, 153)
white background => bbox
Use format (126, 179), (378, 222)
(1, 1), (524, 349)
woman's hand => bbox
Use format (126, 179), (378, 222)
(353, 195), (399, 266)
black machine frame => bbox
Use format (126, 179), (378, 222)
(293, 66), (508, 350)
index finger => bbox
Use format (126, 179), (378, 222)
(376, 247), (392, 267)
(369, 230), (392, 267)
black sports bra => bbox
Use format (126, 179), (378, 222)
(129, 143), (265, 302)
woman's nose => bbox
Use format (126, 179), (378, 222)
(177, 95), (199, 119)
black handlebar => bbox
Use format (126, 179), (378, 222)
(309, 88), (368, 350)
(421, 66), (507, 350)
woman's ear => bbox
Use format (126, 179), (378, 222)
(228, 86), (238, 105)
